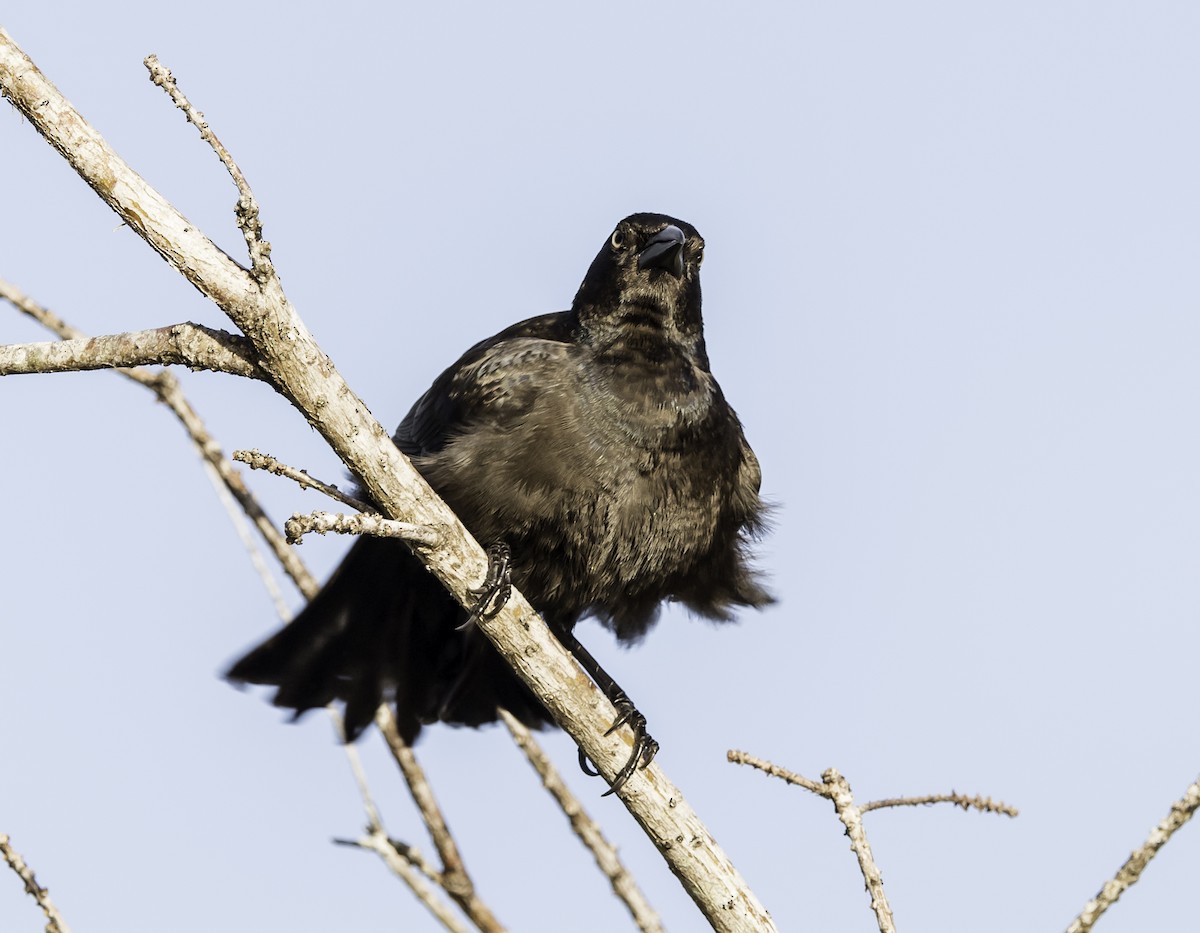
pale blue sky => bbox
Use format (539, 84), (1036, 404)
(3, 3), (1199, 931)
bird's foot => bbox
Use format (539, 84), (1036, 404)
(577, 690), (659, 796)
(459, 543), (511, 629)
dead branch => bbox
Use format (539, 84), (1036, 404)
(232, 449), (374, 512)
(729, 749), (1020, 933)
(1, 287), (504, 931)
(0, 28), (775, 931)
(862, 792), (1018, 817)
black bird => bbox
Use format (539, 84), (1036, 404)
(227, 213), (771, 792)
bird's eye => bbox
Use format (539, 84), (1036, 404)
(694, 245), (704, 266)
(610, 229), (626, 251)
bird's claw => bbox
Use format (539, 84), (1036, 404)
(578, 693), (658, 796)
(459, 543), (512, 630)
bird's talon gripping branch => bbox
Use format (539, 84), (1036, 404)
(578, 748), (602, 778)
(573, 686), (658, 795)
(601, 696), (658, 796)
(460, 543), (512, 629)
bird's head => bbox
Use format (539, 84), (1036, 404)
(572, 213), (707, 358)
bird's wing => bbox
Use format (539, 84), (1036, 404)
(393, 310), (577, 457)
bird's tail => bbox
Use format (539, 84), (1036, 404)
(225, 536), (551, 742)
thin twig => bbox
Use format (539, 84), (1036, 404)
(336, 722), (473, 931)
(728, 751), (897, 932)
(337, 831), (472, 933)
(729, 750), (1019, 933)
(284, 510), (442, 548)
(500, 709), (665, 933)
(823, 769), (896, 933)
(202, 456), (292, 620)
(233, 448), (375, 513)
(338, 732), (441, 883)
(0, 833), (72, 933)
(726, 749), (825, 794)
(1065, 775), (1200, 933)
(862, 792), (1018, 817)
(144, 54), (273, 281)
(376, 708), (506, 933)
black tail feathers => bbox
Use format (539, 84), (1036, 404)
(226, 536), (552, 742)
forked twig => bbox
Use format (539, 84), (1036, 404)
(376, 708), (506, 932)
(728, 749), (1018, 933)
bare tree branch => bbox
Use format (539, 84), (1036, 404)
(337, 831), (474, 933)
(0, 30), (776, 930)
(0, 278), (313, 599)
(499, 709), (664, 933)
(1065, 775), (1200, 933)
(376, 708), (506, 933)
(726, 753), (895, 932)
(862, 791), (1018, 817)
(823, 769), (896, 933)
(232, 448), (374, 512)
(729, 750), (1020, 933)
(337, 736), (477, 933)
(284, 510), (442, 547)
(0, 323), (266, 379)
(0, 833), (72, 933)
(2, 280), (508, 928)
(1, 278), (516, 930)
(143, 54), (273, 279)
(726, 750), (825, 795)
(202, 455), (293, 619)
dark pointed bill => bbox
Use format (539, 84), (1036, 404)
(637, 224), (686, 277)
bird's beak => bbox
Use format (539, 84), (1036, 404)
(637, 225), (686, 278)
